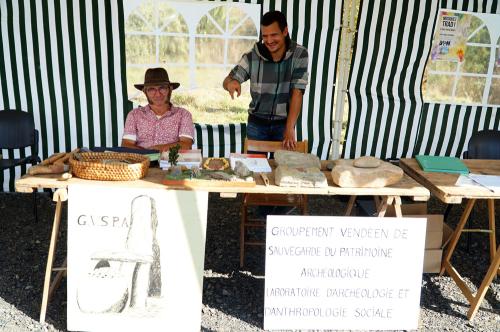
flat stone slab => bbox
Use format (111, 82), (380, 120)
(331, 159), (404, 188)
(274, 150), (321, 169)
(275, 166), (328, 188)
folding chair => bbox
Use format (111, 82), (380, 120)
(0, 110), (41, 220)
(240, 139), (308, 267)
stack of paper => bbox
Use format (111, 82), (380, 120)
(160, 149), (202, 169)
(229, 153), (271, 173)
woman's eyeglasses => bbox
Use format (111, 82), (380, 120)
(145, 86), (170, 95)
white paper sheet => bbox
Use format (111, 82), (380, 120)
(468, 174), (500, 193)
(455, 174), (476, 187)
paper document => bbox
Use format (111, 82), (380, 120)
(455, 174), (476, 187)
(469, 174), (500, 193)
(229, 153), (271, 173)
(456, 174), (500, 193)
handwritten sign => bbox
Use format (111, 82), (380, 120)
(264, 216), (426, 331)
(67, 184), (208, 331)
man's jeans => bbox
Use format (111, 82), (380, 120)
(246, 117), (286, 141)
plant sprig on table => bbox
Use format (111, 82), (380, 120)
(168, 144), (181, 166)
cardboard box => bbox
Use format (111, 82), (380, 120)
(423, 249), (443, 273)
(405, 214), (453, 273)
(423, 224), (453, 273)
(406, 214), (444, 249)
(386, 202), (427, 217)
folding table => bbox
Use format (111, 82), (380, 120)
(15, 162), (430, 323)
(400, 158), (500, 320)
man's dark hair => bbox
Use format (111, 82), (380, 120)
(261, 11), (287, 31)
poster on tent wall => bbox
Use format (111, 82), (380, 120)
(67, 184), (208, 331)
(431, 11), (471, 62)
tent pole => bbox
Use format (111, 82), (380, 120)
(331, 0), (358, 160)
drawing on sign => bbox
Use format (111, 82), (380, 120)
(76, 195), (162, 314)
(67, 185), (208, 331)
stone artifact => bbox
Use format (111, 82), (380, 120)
(206, 171), (253, 182)
(331, 159), (403, 188)
(191, 166), (201, 178)
(353, 156), (381, 168)
(274, 150), (321, 169)
(275, 166), (327, 188)
(208, 171), (234, 181)
(233, 160), (252, 177)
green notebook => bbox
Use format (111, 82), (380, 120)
(415, 155), (469, 174)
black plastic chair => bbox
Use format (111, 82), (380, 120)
(0, 109), (41, 221)
(463, 130), (500, 160)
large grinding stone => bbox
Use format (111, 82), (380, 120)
(77, 265), (130, 313)
(331, 159), (403, 188)
(275, 166), (328, 188)
(274, 150), (321, 168)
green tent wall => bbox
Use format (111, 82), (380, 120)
(0, 0), (342, 191)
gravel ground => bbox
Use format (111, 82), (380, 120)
(0, 191), (499, 331)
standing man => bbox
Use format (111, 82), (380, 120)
(223, 10), (309, 150)
(122, 67), (194, 151)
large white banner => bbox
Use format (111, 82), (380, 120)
(67, 184), (208, 331)
(264, 216), (426, 331)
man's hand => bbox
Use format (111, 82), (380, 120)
(282, 126), (297, 150)
(223, 76), (241, 99)
(151, 138), (193, 152)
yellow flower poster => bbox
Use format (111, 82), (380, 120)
(431, 11), (471, 63)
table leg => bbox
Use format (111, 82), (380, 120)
(377, 196), (395, 217)
(240, 197), (247, 268)
(345, 195), (357, 216)
(39, 189), (66, 323)
(48, 258), (67, 300)
(393, 196), (403, 217)
(466, 246), (500, 320)
(487, 199), (496, 264)
(440, 199), (476, 276)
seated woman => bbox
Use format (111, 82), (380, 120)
(121, 67), (194, 151)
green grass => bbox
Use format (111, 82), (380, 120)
(172, 88), (250, 124)
(127, 67), (251, 124)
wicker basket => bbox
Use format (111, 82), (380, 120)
(69, 152), (150, 181)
